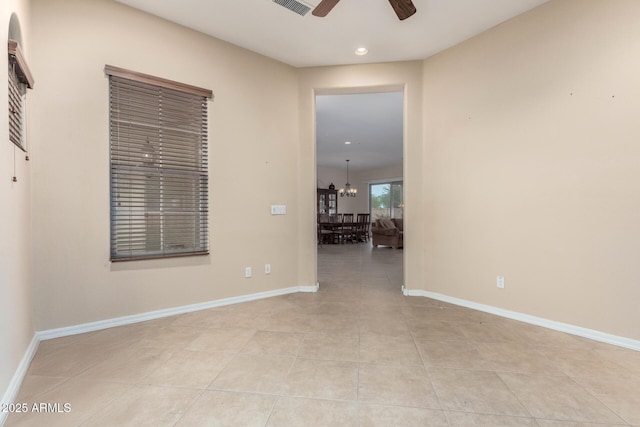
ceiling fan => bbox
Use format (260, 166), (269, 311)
(312, 0), (417, 20)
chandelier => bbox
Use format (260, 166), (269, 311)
(339, 159), (357, 197)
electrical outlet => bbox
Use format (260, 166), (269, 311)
(265, 264), (271, 274)
(245, 267), (252, 278)
(497, 276), (505, 289)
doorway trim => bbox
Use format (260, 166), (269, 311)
(312, 84), (407, 289)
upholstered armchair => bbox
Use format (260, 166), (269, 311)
(371, 218), (403, 249)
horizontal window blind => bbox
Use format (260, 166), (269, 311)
(8, 61), (25, 151)
(108, 70), (210, 261)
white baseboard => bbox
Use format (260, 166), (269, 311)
(0, 284), (319, 425)
(403, 287), (640, 351)
(300, 283), (320, 292)
(37, 284), (319, 341)
(0, 334), (39, 426)
(1, 284), (318, 425)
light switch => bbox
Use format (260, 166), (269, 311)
(271, 205), (286, 215)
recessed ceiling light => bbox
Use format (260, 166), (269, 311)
(344, 141), (352, 145)
(355, 47), (368, 56)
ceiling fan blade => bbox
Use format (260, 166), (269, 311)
(312, 0), (340, 17)
(388, 0), (417, 20)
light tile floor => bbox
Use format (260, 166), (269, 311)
(5, 243), (640, 426)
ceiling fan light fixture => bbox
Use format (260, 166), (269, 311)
(312, 0), (340, 17)
(313, 0), (416, 20)
(355, 47), (368, 56)
(388, 0), (417, 20)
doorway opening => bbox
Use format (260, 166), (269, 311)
(315, 90), (404, 291)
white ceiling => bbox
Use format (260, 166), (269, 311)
(115, 0), (548, 68)
(115, 0), (549, 171)
(316, 92), (403, 171)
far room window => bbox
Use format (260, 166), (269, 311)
(8, 39), (34, 152)
(370, 181), (403, 220)
(105, 65), (213, 261)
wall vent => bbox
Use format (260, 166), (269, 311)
(272, 0), (312, 16)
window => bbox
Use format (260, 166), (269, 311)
(370, 181), (403, 219)
(8, 39), (34, 151)
(106, 65), (213, 261)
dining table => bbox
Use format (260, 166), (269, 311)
(317, 219), (358, 244)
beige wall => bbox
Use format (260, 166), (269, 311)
(359, 163), (403, 184)
(1, 0), (32, 404)
(422, 0), (640, 340)
(4, 1), (639, 406)
(29, 0), (303, 330)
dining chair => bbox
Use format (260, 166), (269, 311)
(318, 213), (339, 245)
(356, 213), (371, 242)
(340, 213), (355, 243)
